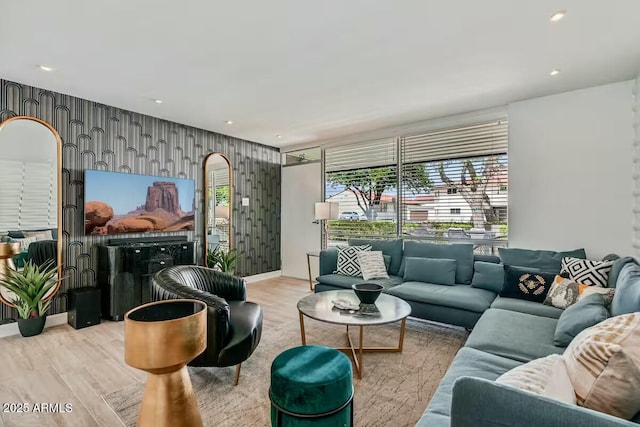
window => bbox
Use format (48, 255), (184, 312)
(324, 138), (398, 245)
(322, 120), (508, 250)
(400, 120), (508, 241)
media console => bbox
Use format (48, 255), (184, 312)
(95, 236), (196, 321)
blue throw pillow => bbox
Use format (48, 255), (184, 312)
(399, 241), (474, 284)
(554, 293), (610, 346)
(498, 247), (586, 274)
(471, 261), (504, 293)
(500, 265), (556, 303)
(610, 260), (640, 316)
(403, 257), (457, 285)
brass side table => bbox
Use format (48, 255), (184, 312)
(125, 299), (207, 427)
(306, 251), (320, 291)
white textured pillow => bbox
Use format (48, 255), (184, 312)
(496, 354), (576, 405)
(357, 251), (389, 281)
(563, 313), (640, 419)
(336, 245), (371, 277)
(13, 236), (39, 251)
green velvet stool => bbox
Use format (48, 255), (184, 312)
(270, 345), (353, 427)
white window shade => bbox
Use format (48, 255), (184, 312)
(0, 159), (57, 231)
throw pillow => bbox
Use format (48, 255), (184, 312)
(563, 312), (640, 419)
(357, 251), (389, 281)
(22, 230), (54, 240)
(554, 293), (610, 346)
(577, 285), (615, 307)
(496, 354), (576, 405)
(403, 257), (456, 285)
(336, 245), (371, 277)
(543, 276), (581, 309)
(561, 257), (613, 287)
(500, 265), (556, 303)
(13, 236), (39, 251)
(470, 261), (504, 293)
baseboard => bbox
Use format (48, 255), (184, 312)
(0, 312), (68, 339)
(243, 270), (282, 283)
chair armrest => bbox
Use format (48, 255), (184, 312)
(152, 273), (231, 362)
(451, 377), (636, 427)
(319, 247), (338, 276)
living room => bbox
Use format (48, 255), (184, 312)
(0, 1), (639, 426)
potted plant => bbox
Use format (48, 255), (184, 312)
(206, 247), (237, 274)
(0, 260), (61, 337)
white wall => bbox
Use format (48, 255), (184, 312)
(633, 73), (640, 258)
(508, 80), (634, 258)
(280, 162), (322, 280)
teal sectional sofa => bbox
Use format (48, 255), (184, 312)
(315, 240), (640, 426)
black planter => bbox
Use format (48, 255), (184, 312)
(17, 316), (46, 337)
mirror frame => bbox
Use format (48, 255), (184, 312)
(203, 152), (232, 264)
(0, 116), (63, 306)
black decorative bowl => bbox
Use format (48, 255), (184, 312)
(352, 283), (384, 305)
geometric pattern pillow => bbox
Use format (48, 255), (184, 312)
(496, 354), (577, 405)
(543, 276), (581, 309)
(357, 251), (389, 281)
(563, 313), (640, 420)
(560, 257), (613, 287)
(336, 245), (371, 277)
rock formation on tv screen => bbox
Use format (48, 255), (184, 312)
(85, 181), (194, 235)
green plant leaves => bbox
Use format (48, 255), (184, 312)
(0, 260), (61, 319)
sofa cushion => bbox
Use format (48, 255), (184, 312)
(611, 261), (640, 316)
(474, 254), (501, 264)
(499, 247), (586, 273)
(471, 261), (504, 293)
(608, 256), (637, 288)
(385, 281), (496, 313)
(465, 308), (564, 363)
(491, 295), (564, 319)
(403, 257), (456, 285)
(399, 241), (474, 284)
(316, 274), (403, 291)
(500, 265), (555, 303)
(416, 347), (521, 426)
(348, 238), (403, 276)
(554, 293), (609, 347)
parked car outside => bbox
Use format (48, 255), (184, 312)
(339, 211), (360, 220)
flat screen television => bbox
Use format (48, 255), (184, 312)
(84, 170), (195, 235)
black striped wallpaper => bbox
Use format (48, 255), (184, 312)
(0, 79), (281, 320)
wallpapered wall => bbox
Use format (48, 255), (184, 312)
(0, 79), (281, 319)
(634, 72), (640, 259)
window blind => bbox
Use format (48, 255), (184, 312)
(400, 120), (508, 245)
(324, 138), (398, 244)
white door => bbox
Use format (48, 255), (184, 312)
(281, 162), (321, 280)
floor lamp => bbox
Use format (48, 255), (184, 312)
(314, 202), (339, 249)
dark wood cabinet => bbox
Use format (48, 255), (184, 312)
(96, 240), (196, 320)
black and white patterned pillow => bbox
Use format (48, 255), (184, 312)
(357, 251), (389, 281)
(336, 245), (371, 277)
(560, 257), (613, 287)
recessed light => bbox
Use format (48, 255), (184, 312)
(275, 135), (282, 139)
(225, 120), (233, 125)
(153, 99), (163, 104)
(38, 65), (54, 72)
(550, 10), (566, 22)
(550, 69), (561, 76)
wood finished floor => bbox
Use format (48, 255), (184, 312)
(0, 276), (311, 427)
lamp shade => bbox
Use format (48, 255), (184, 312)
(314, 202), (339, 220)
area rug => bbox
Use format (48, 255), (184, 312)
(104, 317), (467, 427)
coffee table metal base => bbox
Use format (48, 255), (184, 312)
(298, 312), (407, 379)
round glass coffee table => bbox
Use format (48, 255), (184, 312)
(297, 290), (411, 379)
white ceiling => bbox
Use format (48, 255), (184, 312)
(1, 1), (639, 149)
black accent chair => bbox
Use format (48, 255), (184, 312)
(152, 265), (263, 385)
(27, 240), (57, 268)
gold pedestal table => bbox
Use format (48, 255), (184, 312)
(125, 299), (207, 427)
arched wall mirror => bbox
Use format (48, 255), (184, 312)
(204, 153), (232, 259)
(0, 116), (63, 308)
